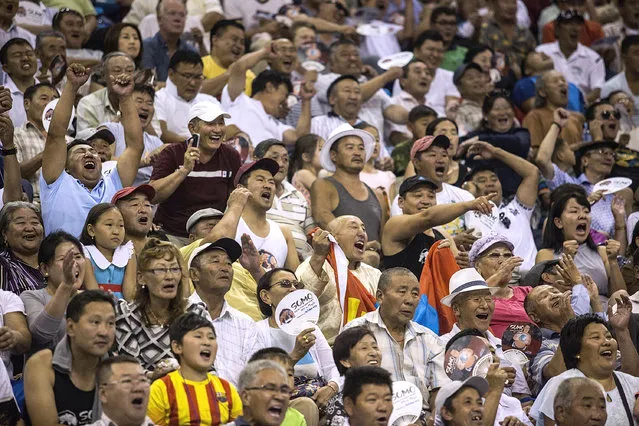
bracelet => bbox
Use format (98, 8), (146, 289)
(551, 122), (562, 130)
(1, 147), (17, 156)
(615, 226), (626, 231)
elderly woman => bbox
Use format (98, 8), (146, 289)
(460, 91), (530, 198)
(20, 231), (86, 356)
(256, 268), (340, 417)
(116, 238), (198, 378)
(0, 202), (45, 295)
(530, 314), (639, 426)
(470, 234), (532, 338)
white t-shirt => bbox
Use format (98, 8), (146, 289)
(360, 170), (396, 195)
(393, 68), (459, 118)
(15, 1), (56, 26)
(530, 368), (639, 426)
(235, 217), (288, 272)
(391, 183), (483, 236)
(224, 0), (292, 29)
(221, 86), (293, 146)
(0, 290), (25, 378)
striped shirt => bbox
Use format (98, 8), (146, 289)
(0, 249), (45, 295)
(14, 121), (46, 203)
(147, 370), (242, 426)
(344, 309), (449, 403)
(267, 180), (314, 259)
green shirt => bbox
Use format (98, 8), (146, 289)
(440, 46), (468, 72)
(42, 0), (96, 15)
(282, 408), (307, 426)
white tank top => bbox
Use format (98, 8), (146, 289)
(235, 217), (288, 271)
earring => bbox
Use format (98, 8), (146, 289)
(575, 355), (580, 359)
(140, 284), (146, 289)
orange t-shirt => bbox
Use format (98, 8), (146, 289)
(542, 20), (605, 47)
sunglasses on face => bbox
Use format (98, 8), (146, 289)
(600, 110), (621, 120)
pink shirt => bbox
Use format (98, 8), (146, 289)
(490, 286), (533, 338)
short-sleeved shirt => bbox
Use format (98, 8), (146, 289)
(479, 20), (537, 73)
(392, 68), (460, 119)
(601, 72), (639, 127)
(512, 76), (585, 114)
(224, 0), (292, 29)
(535, 41), (605, 96)
(0, 21), (36, 49)
(76, 88), (119, 132)
(0, 289), (25, 377)
(202, 55), (255, 96)
(490, 286), (533, 338)
(141, 32), (198, 82)
(541, 20), (605, 46)
(150, 142), (241, 237)
(42, 0), (95, 15)
(221, 86), (293, 146)
(40, 168), (123, 237)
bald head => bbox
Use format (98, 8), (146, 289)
(327, 215), (367, 263)
(328, 215), (361, 234)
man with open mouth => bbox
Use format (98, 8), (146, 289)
(1, 37), (38, 128)
(0, 0), (35, 50)
(341, 366), (393, 426)
(434, 376), (491, 426)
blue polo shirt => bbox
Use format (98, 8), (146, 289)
(141, 32), (198, 82)
(40, 168), (123, 237)
(512, 76), (585, 114)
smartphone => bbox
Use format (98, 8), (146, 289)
(187, 134), (199, 148)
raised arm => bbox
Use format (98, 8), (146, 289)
(227, 43), (277, 101)
(283, 80), (315, 146)
(360, 67), (402, 103)
(534, 108), (569, 180)
(113, 73), (144, 187)
(0, 115), (22, 204)
(42, 64), (90, 184)
(199, 187), (250, 244)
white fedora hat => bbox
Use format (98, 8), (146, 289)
(441, 268), (499, 307)
(319, 123), (375, 172)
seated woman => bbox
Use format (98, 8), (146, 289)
(116, 238), (198, 379)
(537, 193), (625, 303)
(530, 314), (639, 426)
(469, 234), (532, 338)
(461, 91), (531, 198)
(0, 201), (45, 295)
(256, 268), (340, 418)
(326, 325), (382, 426)
(20, 231), (87, 357)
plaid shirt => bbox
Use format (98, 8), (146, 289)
(14, 121), (45, 203)
(479, 20), (537, 75)
(345, 309), (449, 403)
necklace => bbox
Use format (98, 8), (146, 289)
(147, 308), (168, 327)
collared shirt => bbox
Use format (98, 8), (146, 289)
(296, 258), (381, 345)
(387, 89), (439, 138)
(267, 180), (314, 259)
(439, 323), (531, 397)
(76, 88), (120, 132)
(456, 99), (483, 136)
(479, 20), (537, 73)
(535, 41), (605, 96)
(14, 121), (45, 201)
(546, 164), (615, 236)
(40, 168), (124, 237)
(221, 86), (293, 147)
(345, 309), (449, 403)
(391, 68), (460, 119)
(602, 71), (639, 127)
(6, 75), (28, 128)
(0, 20), (36, 49)
(141, 32), (198, 82)
(187, 292), (264, 386)
(152, 78), (220, 139)
(310, 113), (362, 141)
(88, 412), (155, 426)
(202, 55), (254, 95)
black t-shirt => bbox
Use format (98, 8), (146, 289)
(383, 229), (445, 279)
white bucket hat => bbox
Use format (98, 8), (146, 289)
(441, 268), (500, 307)
(319, 123), (375, 172)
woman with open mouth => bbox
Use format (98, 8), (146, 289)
(530, 313), (639, 426)
(538, 193), (625, 304)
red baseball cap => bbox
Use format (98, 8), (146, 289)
(234, 158), (280, 187)
(111, 184), (156, 204)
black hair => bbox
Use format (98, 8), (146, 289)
(326, 74), (359, 102)
(103, 23), (144, 67)
(291, 21), (316, 37)
(409, 105), (438, 123)
(633, 247), (639, 268)
(249, 347), (292, 366)
(445, 328), (485, 352)
(622, 35), (639, 56)
(342, 366), (392, 403)
(24, 82), (58, 102)
(401, 57), (428, 78)
(548, 183), (587, 206)
(0, 202), (42, 251)
(257, 267), (296, 317)
(560, 314), (611, 370)
(52, 8), (83, 30)
(482, 90), (514, 117)
(133, 83), (155, 99)
(252, 69), (293, 96)
(463, 44), (493, 66)
(328, 37), (358, 57)
(168, 49), (203, 71)
(585, 100), (611, 122)
(542, 192), (597, 252)
(629, 220), (639, 255)
(353, 121), (377, 133)
(38, 230), (83, 266)
(426, 117), (458, 136)
(0, 38), (32, 66)
(97, 355), (141, 384)
(414, 30), (444, 50)
(210, 19), (245, 41)
(253, 138), (286, 160)
(289, 134), (321, 181)
(169, 312), (216, 361)
(332, 326), (377, 375)
(66, 290), (115, 321)
(79, 203), (120, 245)
(430, 6), (457, 25)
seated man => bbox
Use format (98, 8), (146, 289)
(342, 366), (394, 426)
(187, 238), (264, 386)
(391, 105), (438, 175)
(297, 215), (381, 344)
(453, 62), (492, 136)
(439, 268), (531, 400)
(1, 38), (38, 128)
(553, 377), (607, 426)
(40, 64), (143, 237)
(92, 355), (154, 426)
(25, 290), (116, 425)
(0, 0), (35, 49)
(310, 75), (364, 142)
(345, 267), (447, 403)
(112, 185), (156, 256)
(147, 312), (242, 424)
(76, 52), (136, 131)
(186, 208), (223, 243)
(52, 9), (101, 64)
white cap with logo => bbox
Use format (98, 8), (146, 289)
(187, 101), (231, 123)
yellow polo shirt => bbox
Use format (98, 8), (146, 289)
(202, 55), (255, 96)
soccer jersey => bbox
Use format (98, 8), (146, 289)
(147, 371), (242, 426)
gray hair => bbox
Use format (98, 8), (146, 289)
(553, 377), (605, 412)
(534, 71), (550, 109)
(101, 51), (135, 77)
(237, 360), (288, 392)
(378, 267), (417, 293)
(36, 30), (66, 49)
(0, 202), (42, 248)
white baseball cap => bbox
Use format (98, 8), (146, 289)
(434, 377), (489, 420)
(187, 101), (230, 124)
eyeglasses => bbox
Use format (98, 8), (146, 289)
(174, 71), (204, 82)
(589, 149), (617, 159)
(600, 110), (621, 120)
(271, 279), (304, 290)
(103, 376), (152, 390)
(145, 267), (182, 276)
(244, 384), (292, 396)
